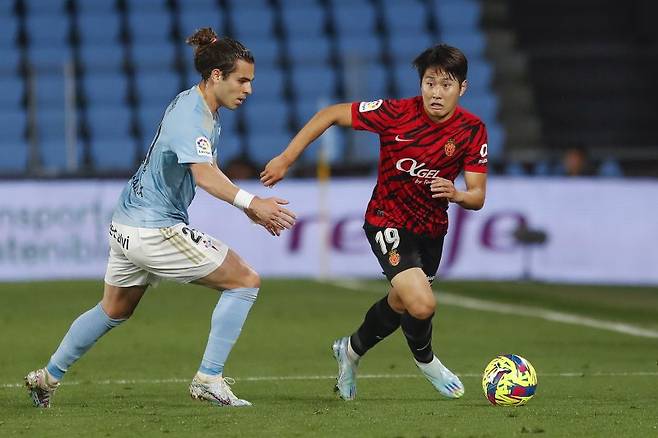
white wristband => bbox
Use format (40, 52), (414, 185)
(232, 188), (255, 210)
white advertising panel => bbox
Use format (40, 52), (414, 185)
(0, 178), (656, 284)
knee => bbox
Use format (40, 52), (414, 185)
(101, 302), (134, 320)
(239, 268), (261, 290)
(406, 298), (436, 320)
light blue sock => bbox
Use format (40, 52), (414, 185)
(199, 287), (259, 376)
(46, 303), (125, 380)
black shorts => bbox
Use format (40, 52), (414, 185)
(363, 223), (445, 283)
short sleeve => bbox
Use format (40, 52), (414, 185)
(169, 120), (215, 165)
(351, 99), (395, 134)
(463, 122), (488, 173)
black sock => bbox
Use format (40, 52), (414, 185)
(350, 296), (402, 356)
(401, 312), (434, 363)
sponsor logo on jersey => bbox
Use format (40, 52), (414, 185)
(395, 135), (413, 142)
(196, 136), (213, 157)
(395, 158), (440, 179)
(388, 249), (400, 266)
(359, 99), (383, 113)
(445, 138), (456, 157)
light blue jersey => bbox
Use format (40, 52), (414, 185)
(113, 86), (220, 228)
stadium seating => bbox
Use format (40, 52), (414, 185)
(0, 109), (27, 146)
(243, 100), (290, 135)
(381, 1), (429, 37)
(83, 72), (129, 107)
(76, 0), (116, 14)
(0, 142), (28, 172)
(77, 12), (122, 46)
(238, 36), (281, 68)
(280, 4), (326, 39)
(0, 16), (19, 49)
(0, 76), (23, 109)
(331, 1), (377, 37)
(216, 131), (243, 166)
(91, 136), (137, 172)
(286, 36), (332, 67)
(0, 0), (505, 175)
(79, 44), (125, 72)
(342, 61), (388, 101)
(245, 131), (292, 166)
(87, 106), (132, 140)
(178, 9), (224, 39)
(127, 10), (173, 44)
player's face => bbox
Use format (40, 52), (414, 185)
(212, 59), (254, 110)
(420, 68), (466, 123)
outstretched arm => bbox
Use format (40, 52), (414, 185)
(260, 103), (352, 187)
(190, 162), (296, 235)
(430, 171), (487, 210)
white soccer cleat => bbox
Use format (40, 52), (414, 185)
(332, 337), (359, 400)
(25, 368), (60, 408)
(414, 356), (465, 399)
(189, 373), (252, 407)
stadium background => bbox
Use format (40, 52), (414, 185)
(1, 0), (657, 436)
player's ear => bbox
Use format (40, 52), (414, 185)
(210, 68), (223, 82)
(459, 80), (467, 96)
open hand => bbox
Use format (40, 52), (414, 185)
(245, 196), (296, 236)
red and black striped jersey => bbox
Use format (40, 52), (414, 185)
(351, 96), (488, 238)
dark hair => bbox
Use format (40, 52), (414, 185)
(186, 27), (254, 80)
(412, 44), (467, 84)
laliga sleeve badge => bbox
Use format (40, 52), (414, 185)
(388, 249), (400, 266)
(359, 99), (383, 113)
(195, 136), (213, 157)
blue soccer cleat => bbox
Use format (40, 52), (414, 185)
(332, 337), (359, 400)
(414, 356), (465, 399)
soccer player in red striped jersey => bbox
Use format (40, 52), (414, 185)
(261, 44), (487, 401)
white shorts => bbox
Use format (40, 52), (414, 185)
(104, 221), (229, 287)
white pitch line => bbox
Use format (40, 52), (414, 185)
(3, 372), (657, 389)
(329, 280), (658, 339)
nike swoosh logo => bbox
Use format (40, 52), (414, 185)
(395, 135), (413, 142)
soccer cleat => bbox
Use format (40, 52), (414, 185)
(189, 373), (252, 407)
(25, 368), (60, 408)
(331, 337), (358, 400)
(414, 356), (465, 399)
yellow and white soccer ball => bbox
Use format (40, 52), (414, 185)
(482, 354), (537, 406)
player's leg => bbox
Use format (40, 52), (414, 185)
(26, 284), (147, 408)
(25, 223), (150, 407)
(188, 249), (259, 407)
(139, 223), (257, 407)
(389, 268), (463, 399)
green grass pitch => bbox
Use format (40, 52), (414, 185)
(1, 279), (657, 437)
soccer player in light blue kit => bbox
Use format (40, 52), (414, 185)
(24, 28), (296, 408)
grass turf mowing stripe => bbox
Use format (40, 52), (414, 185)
(329, 280), (658, 339)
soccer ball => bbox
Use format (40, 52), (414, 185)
(482, 354), (537, 406)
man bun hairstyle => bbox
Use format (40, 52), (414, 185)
(412, 44), (467, 84)
(186, 27), (254, 80)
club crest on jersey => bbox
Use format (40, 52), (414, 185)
(388, 249), (400, 266)
(445, 138), (456, 157)
(359, 99), (383, 113)
(196, 136), (212, 157)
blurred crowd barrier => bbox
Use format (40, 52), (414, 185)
(0, 178), (656, 284)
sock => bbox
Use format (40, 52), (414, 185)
(198, 287), (258, 376)
(401, 312), (434, 363)
(46, 303), (126, 380)
(349, 296), (402, 357)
